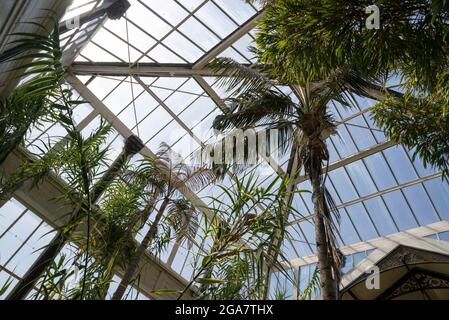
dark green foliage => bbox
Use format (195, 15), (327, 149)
(256, 0), (449, 90)
(175, 174), (298, 300)
(372, 88), (449, 179)
(255, 0), (449, 187)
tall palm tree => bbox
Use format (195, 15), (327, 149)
(80, 178), (148, 300)
(111, 143), (216, 300)
(255, 0), (448, 91)
(209, 58), (389, 299)
(254, 0), (449, 178)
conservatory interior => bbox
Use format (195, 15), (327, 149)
(0, 0), (448, 301)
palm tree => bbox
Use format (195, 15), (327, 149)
(79, 177), (149, 300)
(111, 143), (216, 300)
(23, 137), (154, 301)
(0, 19), (65, 167)
(255, 0), (448, 91)
(254, 0), (449, 178)
(176, 174), (296, 300)
(209, 57), (390, 299)
(0, 15), (151, 299)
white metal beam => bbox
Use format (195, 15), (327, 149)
(66, 74), (216, 222)
(0, 148), (196, 300)
(289, 171), (443, 227)
(295, 140), (398, 184)
(285, 220), (449, 269)
(71, 62), (218, 77)
(194, 11), (265, 69)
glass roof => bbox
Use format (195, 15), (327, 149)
(70, 0), (262, 64)
(2, 0), (448, 300)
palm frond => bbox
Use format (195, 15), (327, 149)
(323, 187), (344, 282)
(0, 18), (64, 88)
(213, 89), (297, 131)
(211, 57), (274, 97)
(299, 267), (320, 300)
(166, 198), (198, 244)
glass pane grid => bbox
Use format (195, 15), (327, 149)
(9, 0), (448, 298)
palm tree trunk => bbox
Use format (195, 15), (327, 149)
(112, 197), (170, 300)
(310, 165), (337, 300)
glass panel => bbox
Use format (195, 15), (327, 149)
(281, 236), (300, 261)
(298, 265), (310, 293)
(127, 2), (171, 40)
(402, 184), (439, 225)
(342, 254), (353, 273)
(195, 2), (237, 39)
(363, 153), (397, 190)
(137, 106), (173, 143)
(382, 190), (418, 231)
(353, 251), (366, 266)
(5, 223), (55, 277)
(87, 76), (123, 101)
(181, 252), (195, 281)
(143, 0), (189, 26)
(288, 224), (312, 256)
(298, 220), (316, 253)
(327, 140), (340, 163)
(79, 42), (121, 62)
(148, 44), (186, 63)
(338, 209), (360, 245)
(0, 209), (41, 266)
(383, 146), (418, 184)
(214, 0), (257, 25)
(172, 245), (189, 275)
(164, 91), (201, 115)
(232, 33), (257, 61)
(345, 160), (378, 197)
(364, 197), (398, 236)
(345, 116), (377, 150)
(163, 31), (204, 63)
(423, 178), (449, 220)
(179, 17), (220, 51)
(328, 168), (358, 203)
(147, 121), (187, 151)
(103, 79), (143, 115)
(0, 272), (18, 299)
(331, 125), (358, 158)
(0, 199), (26, 236)
(346, 203), (378, 240)
(439, 231), (449, 242)
(406, 147), (439, 177)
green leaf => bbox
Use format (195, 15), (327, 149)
(201, 255), (211, 269)
(58, 113), (73, 126)
(0, 277), (13, 296)
(196, 278), (226, 284)
(151, 289), (180, 295)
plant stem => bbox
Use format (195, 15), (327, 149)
(310, 157), (337, 300)
(111, 197), (170, 300)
